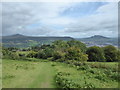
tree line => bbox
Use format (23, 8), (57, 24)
(2, 40), (120, 62)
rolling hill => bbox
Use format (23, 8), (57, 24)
(76, 35), (118, 47)
(1, 34), (118, 48)
(2, 34), (74, 48)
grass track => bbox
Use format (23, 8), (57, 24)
(2, 59), (119, 88)
(2, 59), (56, 88)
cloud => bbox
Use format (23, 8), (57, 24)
(2, 2), (75, 35)
(2, 3), (35, 35)
(2, 2), (118, 38)
(64, 2), (118, 38)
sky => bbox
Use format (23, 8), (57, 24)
(1, 2), (118, 38)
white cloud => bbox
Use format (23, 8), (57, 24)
(2, 2), (76, 35)
(2, 2), (118, 38)
(63, 2), (118, 38)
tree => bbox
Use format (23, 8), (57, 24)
(86, 46), (105, 62)
(27, 51), (37, 58)
(103, 45), (118, 62)
(37, 50), (45, 59)
(37, 47), (54, 59)
(67, 40), (87, 53)
(52, 50), (65, 61)
(52, 40), (69, 49)
(65, 47), (88, 62)
(117, 50), (120, 62)
(43, 47), (54, 58)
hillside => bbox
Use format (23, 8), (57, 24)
(76, 35), (118, 47)
(2, 34), (74, 48)
(1, 34), (118, 48)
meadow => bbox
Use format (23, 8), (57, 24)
(2, 59), (56, 88)
(2, 59), (119, 88)
(2, 40), (120, 88)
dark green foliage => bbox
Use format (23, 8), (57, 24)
(51, 40), (87, 63)
(40, 45), (52, 49)
(27, 51), (37, 58)
(43, 47), (54, 58)
(55, 71), (96, 88)
(104, 69), (120, 81)
(31, 46), (41, 51)
(37, 47), (54, 59)
(52, 40), (69, 54)
(2, 47), (20, 60)
(117, 50), (120, 61)
(103, 45), (118, 62)
(67, 40), (87, 52)
(2, 40), (119, 63)
(3, 75), (15, 79)
(65, 47), (88, 62)
(37, 51), (45, 59)
(52, 51), (64, 60)
(33, 40), (88, 62)
(7, 47), (18, 51)
(86, 46), (105, 62)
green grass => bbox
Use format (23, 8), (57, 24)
(17, 51), (31, 56)
(2, 59), (119, 88)
(86, 62), (118, 72)
(53, 62), (119, 88)
(0, 59), (2, 89)
(2, 59), (57, 88)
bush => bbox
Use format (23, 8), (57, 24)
(86, 46), (105, 62)
(65, 47), (88, 62)
(27, 51), (37, 58)
(103, 45), (118, 62)
(2, 48), (21, 60)
(37, 50), (46, 59)
(37, 48), (54, 59)
(67, 40), (87, 53)
(55, 71), (96, 88)
(52, 51), (65, 61)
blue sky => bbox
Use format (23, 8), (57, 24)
(60, 2), (108, 18)
(2, 2), (118, 38)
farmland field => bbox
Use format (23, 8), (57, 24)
(2, 59), (119, 88)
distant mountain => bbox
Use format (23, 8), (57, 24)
(1, 34), (118, 48)
(76, 35), (118, 47)
(2, 34), (74, 48)
(8, 34), (25, 37)
(87, 35), (109, 39)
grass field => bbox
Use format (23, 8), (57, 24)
(2, 59), (119, 88)
(0, 59), (2, 89)
(2, 59), (56, 88)
(53, 62), (119, 88)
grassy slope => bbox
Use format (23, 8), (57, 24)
(2, 59), (56, 88)
(0, 59), (2, 89)
(2, 59), (119, 88)
(53, 62), (118, 88)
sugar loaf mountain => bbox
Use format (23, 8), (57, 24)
(1, 34), (118, 48)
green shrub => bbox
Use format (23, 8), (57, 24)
(65, 47), (88, 62)
(86, 46), (105, 62)
(52, 51), (65, 61)
(37, 48), (54, 59)
(27, 51), (37, 58)
(67, 40), (87, 53)
(103, 45), (118, 62)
